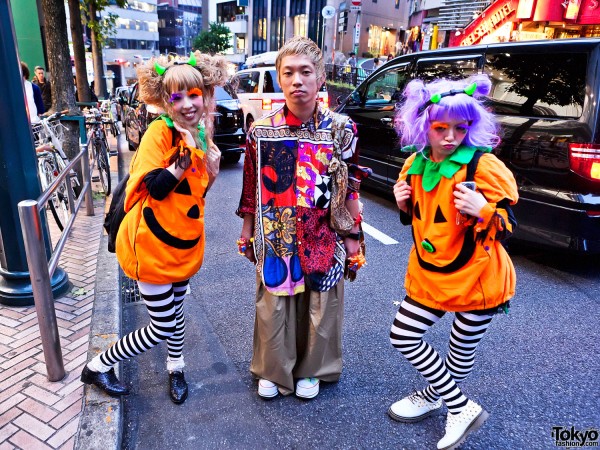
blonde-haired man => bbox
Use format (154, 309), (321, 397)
(237, 36), (367, 399)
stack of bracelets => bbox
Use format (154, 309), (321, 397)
(237, 237), (254, 255)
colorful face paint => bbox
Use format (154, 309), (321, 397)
(169, 92), (184, 104)
(430, 121), (469, 135)
(187, 88), (203, 97)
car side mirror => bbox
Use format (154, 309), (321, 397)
(346, 91), (362, 106)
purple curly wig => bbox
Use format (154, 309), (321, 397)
(395, 74), (500, 152)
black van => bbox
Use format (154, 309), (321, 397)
(336, 38), (600, 254)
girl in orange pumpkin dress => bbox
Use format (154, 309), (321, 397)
(388, 74), (518, 450)
(80, 53), (228, 404)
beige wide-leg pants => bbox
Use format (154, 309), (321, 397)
(250, 275), (345, 395)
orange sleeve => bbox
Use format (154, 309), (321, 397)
(397, 153), (417, 183)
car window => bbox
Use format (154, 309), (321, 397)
(234, 72), (260, 94)
(485, 52), (586, 118)
(364, 63), (411, 106)
(263, 70), (282, 93)
(415, 56), (480, 82)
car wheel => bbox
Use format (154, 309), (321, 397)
(224, 153), (241, 164)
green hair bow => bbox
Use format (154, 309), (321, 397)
(418, 82), (477, 114)
(154, 52), (197, 76)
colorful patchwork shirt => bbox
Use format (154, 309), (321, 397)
(237, 104), (358, 296)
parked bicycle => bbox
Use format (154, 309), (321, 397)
(99, 99), (120, 138)
(83, 107), (114, 196)
(32, 111), (79, 231)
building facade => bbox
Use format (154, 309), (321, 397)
(208, 0), (410, 65)
(407, 0), (600, 50)
(157, 0), (203, 56)
(103, 0), (160, 85)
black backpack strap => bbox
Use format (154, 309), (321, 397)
(466, 150), (484, 182)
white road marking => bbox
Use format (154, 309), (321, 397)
(362, 222), (399, 245)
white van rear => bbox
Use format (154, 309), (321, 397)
(232, 66), (329, 130)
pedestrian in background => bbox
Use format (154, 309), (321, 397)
(81, 51), (228, 404)
(21, 62), (43, 123)
(33, 65), (52, 112)
(237, 36), (367, 400)
(389, 74), (518, 449)
(347, 51), (357, 68)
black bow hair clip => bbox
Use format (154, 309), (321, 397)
(418, 82), (477, 114)
(154, 52), (196, 75)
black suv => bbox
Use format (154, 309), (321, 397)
(122, 82), (246, 163)
(336, 38), (600, 254)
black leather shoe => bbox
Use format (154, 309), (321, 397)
(169, 371), (188, 404)
(81, 366), (129, 397)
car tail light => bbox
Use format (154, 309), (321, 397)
(262, 99), (272, 110)
(569, 143), (600, 181)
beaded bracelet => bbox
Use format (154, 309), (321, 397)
(237, 237), (254, 255)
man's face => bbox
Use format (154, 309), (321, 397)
(278, 55), (323, 110)
(35, 69), (45, 82)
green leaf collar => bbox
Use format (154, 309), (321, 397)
(405, 145), (491, 191)
(159, 114), (207, 152)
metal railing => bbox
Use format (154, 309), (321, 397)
(18, 123), (95, 381)
(325, 64), (374, 87)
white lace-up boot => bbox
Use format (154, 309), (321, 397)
(388, 391), (443, 422)
(437, 400), (489, 450)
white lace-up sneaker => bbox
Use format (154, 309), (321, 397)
(437, 400), (489, 450)
(257, 379), (278, 399)
(295, 378), (319, 399)
(388, 391), (443, 422)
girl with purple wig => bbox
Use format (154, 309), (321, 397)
(388, 74), (518, 450)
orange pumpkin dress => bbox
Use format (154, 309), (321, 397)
(116, 119), (209, 284)
(398, 148), (518, 312)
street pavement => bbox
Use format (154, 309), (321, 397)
(1, 130), (598, 450)
(0, 166), (112, 447)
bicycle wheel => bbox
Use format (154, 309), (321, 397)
(95, 139), (112, 195)
(48, 191), (69, 232)
(42, 160), (69, 231)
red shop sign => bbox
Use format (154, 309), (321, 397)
(454, 0), (517, 47)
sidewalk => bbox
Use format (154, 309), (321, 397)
(0, 143), (120, 449)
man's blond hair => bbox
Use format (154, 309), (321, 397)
(275, 36), (325, 82)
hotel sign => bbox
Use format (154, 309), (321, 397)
(459, 0), (517, 47)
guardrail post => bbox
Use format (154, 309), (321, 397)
(18, 200), (66, 381)
(81, 143), (95, 216)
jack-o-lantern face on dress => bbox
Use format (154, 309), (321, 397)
(142, 178), (203, 250)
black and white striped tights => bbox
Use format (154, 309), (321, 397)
(96, 279), (189, 369)
(389, 296), (493, 415)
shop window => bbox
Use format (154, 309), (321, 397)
(294, 15), (307, 37)
(485, 52), (585, 118)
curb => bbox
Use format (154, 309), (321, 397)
(75, 230), (123, 450)
(75, 136), (124, 450)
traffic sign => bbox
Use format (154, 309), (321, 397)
(322, 5), (335, 19)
